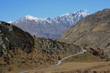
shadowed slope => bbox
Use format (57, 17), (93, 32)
(57, 9), (110, 58)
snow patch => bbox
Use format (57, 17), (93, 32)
(23, 15), (39, 20)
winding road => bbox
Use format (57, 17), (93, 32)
(19, 48), (86, 73)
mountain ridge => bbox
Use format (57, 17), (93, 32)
(11, 10), (88, 24)
(10, 10), (89, 40)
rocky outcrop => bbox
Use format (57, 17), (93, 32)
(35, 37), (82, 55)
(0, 21), (38, 73)
(57, 9), (110, 58)
(0, 21), (35, 57)
(83, 47), (105, 59)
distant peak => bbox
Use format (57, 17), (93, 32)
(23, 15), (39, 20)
(8, 21), (13, 23)
(74, 10), (88, 13)
(60, 13), (71, 16)
(84, 10), (88, 12)
(25, 15), (33, 17)
(60, 10), (89, 17)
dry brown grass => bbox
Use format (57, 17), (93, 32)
(29, 62), (110, 73)
(26, 53), (110, 73)
(64, 53), (102, 62)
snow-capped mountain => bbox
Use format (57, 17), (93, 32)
(11, 10), (89, 40)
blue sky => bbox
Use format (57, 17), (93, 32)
(0, 0), (110, 22)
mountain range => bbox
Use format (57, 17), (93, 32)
(1, 9), (110, 73)
(10, 10), (89, 40)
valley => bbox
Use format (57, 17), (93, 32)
(34, 62), (110, 73)
(27, 53), (110, 73)
(0, 9), (110, 73)
(19, 48), (86, 73)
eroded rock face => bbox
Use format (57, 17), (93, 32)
(35, 37), (82, 55)
(0, 21), (35, 57)
(104, 49), (110, 58)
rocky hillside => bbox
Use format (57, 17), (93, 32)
(0, 21), (83, 73)
(0, 21), (35, 55)
(57, 9), (110, 58)
(35, 37), (82, 55)
(11, 10), (89, 40)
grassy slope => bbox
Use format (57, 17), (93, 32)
(35, 62), (110, 73)
(29, 53), (110, 73)
(68, 53), (102, 62)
